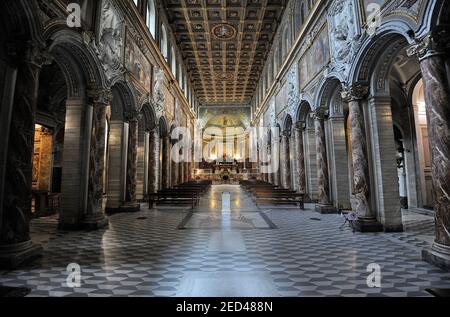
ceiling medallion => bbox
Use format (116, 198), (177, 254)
(212, 23), (237, 41)
(216, 72), (234, 81)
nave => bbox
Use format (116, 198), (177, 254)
(1, 185), (449, 297)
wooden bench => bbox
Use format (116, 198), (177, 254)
(148, 180), (211, 209)
(240, 180), (304, 210)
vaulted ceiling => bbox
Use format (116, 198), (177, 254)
(162, 0), (287, 106)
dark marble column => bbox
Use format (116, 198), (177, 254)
(267, 142), (274, 184)
(0, 43), (51, 268)
(161, 136), (170, 189)
(281, 131), (291, 189)
(345, 84), (382, 232)
(148, 128), (159, 194)
(314, 109), (336, 213)
(408, 31), (450, 270)
(83, 90), (110, 229)
(294, 122), (306, 194)
(121, 111), (140, 212)
(171, 137), (178, 187)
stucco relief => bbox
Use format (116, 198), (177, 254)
(328, 0), (360, 79)
(153, 66), (165, 118)
(287, 65), (300, 117)
(96, 0), (125, 80)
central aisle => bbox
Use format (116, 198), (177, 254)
(179, 185), (276, 231)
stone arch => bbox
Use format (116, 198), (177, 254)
(282, 114), (293, 133)
(296, 100), (312, 123)
(159, 116), (169, 137)
(45, 28), (108, 96)
(140, 103), (157, 131)
(110, 81), (137, 120)
(349, 27), (412, 88)
(0, 0), (43, 47)
(315, 77), (343, 111)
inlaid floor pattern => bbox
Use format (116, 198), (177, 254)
(1, 185), (449, 297)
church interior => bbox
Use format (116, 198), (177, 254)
(0, 0), (449, 298)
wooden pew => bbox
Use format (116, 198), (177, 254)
(148, 180), (211, 209)
(240, 180), (304, 210)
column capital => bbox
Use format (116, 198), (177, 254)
(294, 121), (305, 131)
(312, 108), (328, 121)
(124, 110), (142, 122)
(7, 40), (53, 68)
(407, 30), (450, 61)
(88, 88), (112, 105)
(342, 83), (369, 102)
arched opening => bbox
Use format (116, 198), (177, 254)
(105, 81), (137, 212)
(411, 79), (433, 209)
(160, 24), (168, 62)
(316, 79), (351, 210)
(31, 62), (68, 221)
(171, 46), (177, 76)
(146, 0), (157, 39)
(373, 37), (431, 212)
(296, 101), (317, 202)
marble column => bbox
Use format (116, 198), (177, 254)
(0, 43), (50, 268)
(161, 136), (170, 189)
(83, 89), (110, 229)
(267, 143), (274, 184)
(345, 84), (382, 232)
(280, 131), (291, 189)
(0, 60), (17, 240)
(408, 32), (450, 270)
(171, 138), (178, 187)
(274, 132), (281, 187)
(185, 162), (190, 182)
(121, 111), (140, 212)
(148, 128), (159, 194)
(314, 109), (336, 213)
(294, 122), (306, 194)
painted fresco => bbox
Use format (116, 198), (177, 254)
(199, 107), (251, 129)
(125, 29), (152, 91)
(275, 81), (288, 115)
(298, 26), (330, 89)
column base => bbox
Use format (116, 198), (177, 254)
(354, 217), (383, 232)
(422, 242), (450, 271)
(119, 203), (140, 213)
(81, 213), (109, 230)
(384, 224), (404, 233)
(0, 240), (43, 269)
(315, 204), (338, 214)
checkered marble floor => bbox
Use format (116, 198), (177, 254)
(1, 185), (450, 297)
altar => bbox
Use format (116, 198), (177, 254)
(193, 163), (260, 184)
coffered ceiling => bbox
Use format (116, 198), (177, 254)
(162, 0), (287, 105)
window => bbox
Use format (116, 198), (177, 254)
(160, 24), (168, 61)
(146, 0), (156, 39)
(171, 46), (177, 76)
